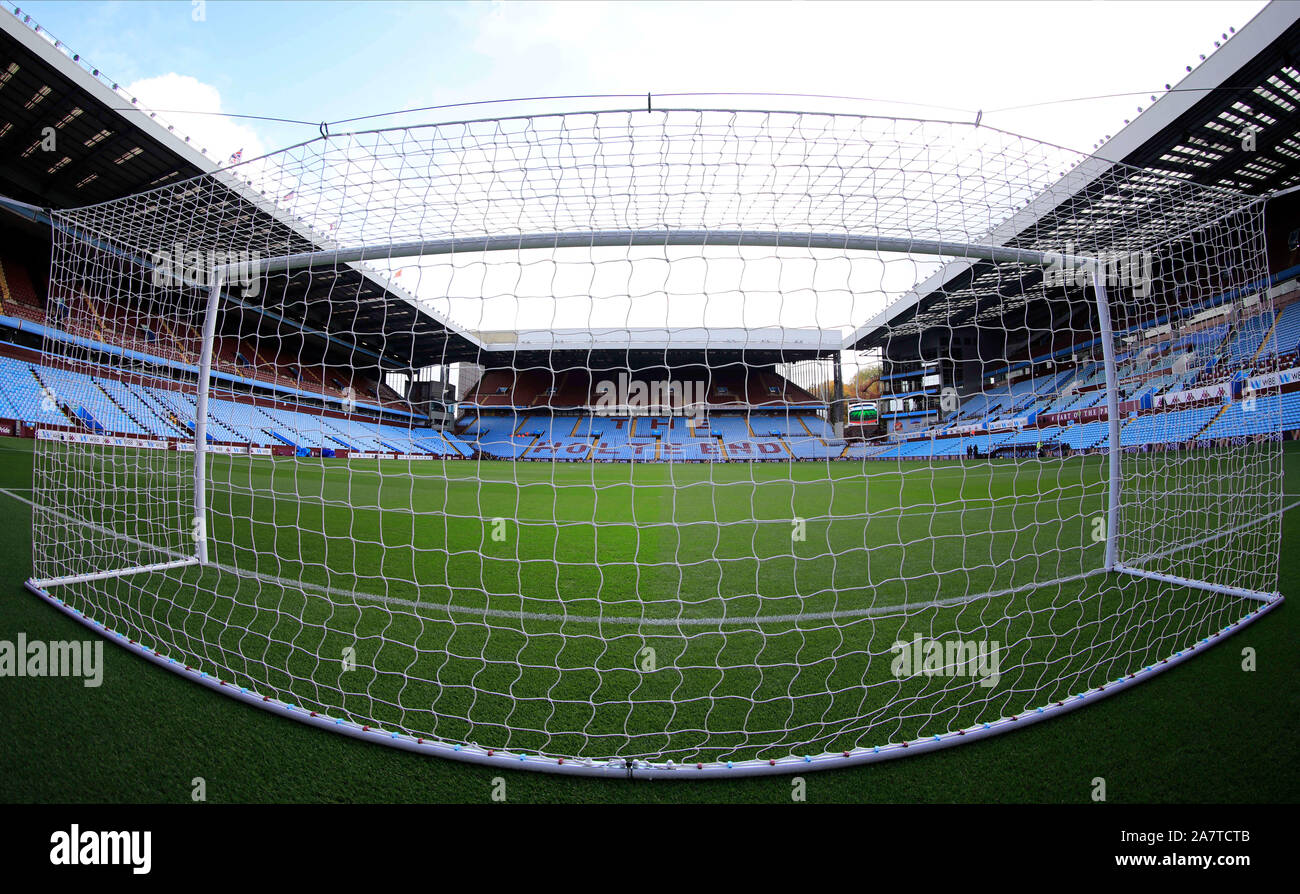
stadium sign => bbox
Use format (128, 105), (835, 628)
(37, 429), (168, 451)
(1154, 381), (1235, 408)
(527, 442), (594, 458)
(206, 443), (269, 455)
(847, 402), (879, 425)
(1247, 365), (1300, 392)
(722, 440), (785, 456)
(1038, 405), (1110, 426)
(175, 442), (272, 455)
(987, 413), (1036, 432)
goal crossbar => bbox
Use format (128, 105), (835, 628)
(215, 230), (1100, 277)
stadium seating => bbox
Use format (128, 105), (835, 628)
(1270, 302), (1300, 360)
(0, 356), (65, 425)
(2, 334), (1299, 462)
(1119, 406), (1218, 446)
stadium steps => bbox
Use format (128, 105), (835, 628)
(444, 433), (475, 457)
(177, 418), (216, 443)
(158, 320), (194, 363)
(149, 388), (198, 428)
(250, 404), (286, 430)
(1196, 403), (1231, 439)
(78, 295), (107, 342)
(1209, 322), (1236, 358)
(265, 429), (296, 447)
(94, 382), (154, 436)
(174, 390), (243, 442)
(249, 404), (286, 434)
(518, 435), (546, 459)
(26, 367), (78, 428)
(413, 435), (455, 455)
(1247, 311), (1281, 367)
(137, 388), (192, 436)
(26, 365), (46, 397)
(73, 406), (105, 433)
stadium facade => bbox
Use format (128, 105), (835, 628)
(2, 3), (1300, 462)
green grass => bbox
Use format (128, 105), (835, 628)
(0, 434), (1295, 802)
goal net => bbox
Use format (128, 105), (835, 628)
(26, 109), (1281, 776)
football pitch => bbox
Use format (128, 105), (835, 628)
(1, 435), (1296, 802)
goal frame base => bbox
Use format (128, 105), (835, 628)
(23, 573), (1283, 778)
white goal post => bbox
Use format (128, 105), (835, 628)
(24, 108), (1283, 777)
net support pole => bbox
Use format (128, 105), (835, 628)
(831, 351), (845, 435)
(192, 268), (226, 565)
(1112, 562), (1279, 602)
(1092, 264), (1122, 572)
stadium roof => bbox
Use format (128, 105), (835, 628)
(481, 326), (842, 352)
(9, 2), (1298, 368)
(0, 5), (485, 370)
(0, 12), (849, 372)
(472, 326), (843, 368)
(0, 25), (198, 205)
(846, 0), (1300, 352)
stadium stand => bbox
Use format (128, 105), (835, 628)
(7, 296), (1300, 463)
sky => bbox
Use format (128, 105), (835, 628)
(16, 0), (1270, 162)
(8, 0), (1277, 375)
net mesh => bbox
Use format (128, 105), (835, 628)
(28, 109), (1279, 771)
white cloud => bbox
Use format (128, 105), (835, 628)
(462, 0), (1269, 156)
(125, 72), (267, 165)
